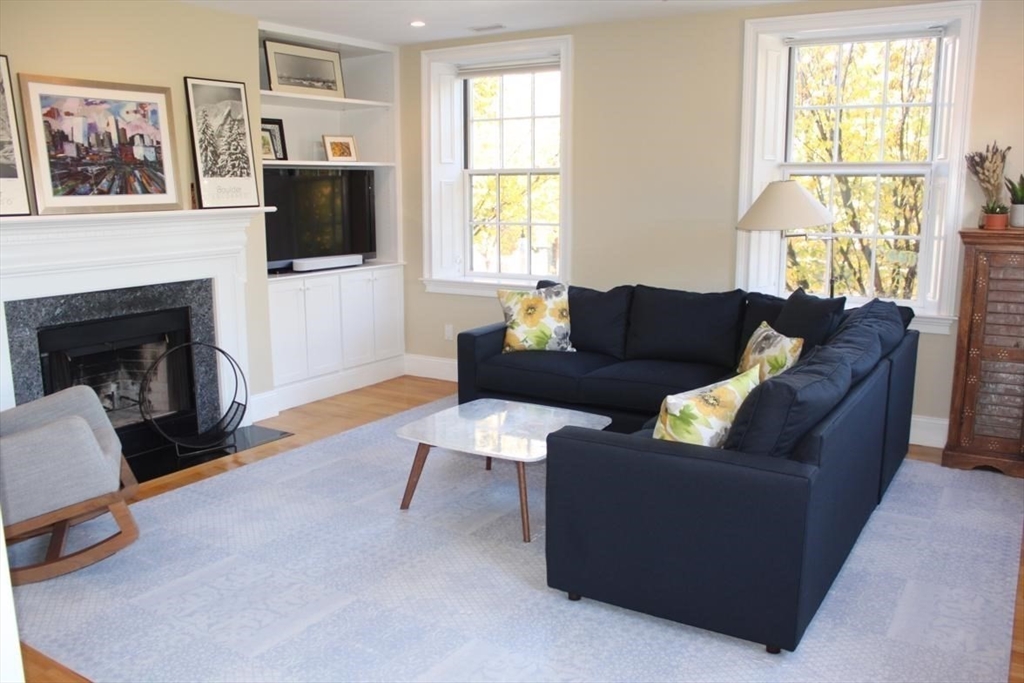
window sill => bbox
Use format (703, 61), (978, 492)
(908, 315), (955, 335)
(422, 277), (539, 298)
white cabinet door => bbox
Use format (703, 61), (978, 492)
(372, 267), (404, 360)
(268, 279), (308, 386)
(340, 270), (375, 368)
(303, 275), (343, 378)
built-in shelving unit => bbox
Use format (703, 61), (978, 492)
(262, 159), (395, 169)
(259, 90), (391, 112)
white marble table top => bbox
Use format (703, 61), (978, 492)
(396, 398), (612, 463)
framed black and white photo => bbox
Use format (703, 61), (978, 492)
(260, 118), (287, 160)
(0, 55), (31, 215)
(184, 77), (259, 209)
(265, 40), (345, 98)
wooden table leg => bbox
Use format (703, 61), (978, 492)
(485, 456), (492, 471)
(516, 461), (531, 542)
(400, 443), (431, 510)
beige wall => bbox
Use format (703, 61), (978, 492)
(400, 0), (1024, 421)
(0, 0), (274, 394)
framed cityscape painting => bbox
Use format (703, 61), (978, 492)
(184, 77), (259, 208)
(18, 74), (181, 214)
(0, 55), (32, 216)
(265, 40), (345, 98)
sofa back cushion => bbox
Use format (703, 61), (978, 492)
(831, 298), (906, 356)
(772, 288), (846, 354)
(723, 345), (853, 458)
(625, 286), (746, 367)
(538, 280), (634, 359)
(822, 322), (882, 385)
(740, 292), (786, 351)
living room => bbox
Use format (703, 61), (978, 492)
(0, 0), (1021, 681)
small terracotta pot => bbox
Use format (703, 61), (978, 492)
(983, 212), (1009, 230)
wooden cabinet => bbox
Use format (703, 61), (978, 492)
(942, 229), (1024, 477)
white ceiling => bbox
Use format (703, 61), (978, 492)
(187, 0), (792, 46)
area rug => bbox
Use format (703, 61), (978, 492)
(9, 395), (1024, 683)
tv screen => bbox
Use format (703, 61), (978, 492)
(264, 168), (376, 270)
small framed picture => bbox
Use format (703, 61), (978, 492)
(0, 55), (31, 216)
(265, 40), (345, 99)
(184, 76), (259, 209)
(323, 135), (357, 162)
(261, 118), (287, 160)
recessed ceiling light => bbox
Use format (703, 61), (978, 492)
(410, 20), (426, 28)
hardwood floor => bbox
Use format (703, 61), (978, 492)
(15, 379), (1024, 683)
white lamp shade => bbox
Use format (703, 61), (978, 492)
(737, 180), (835, 232)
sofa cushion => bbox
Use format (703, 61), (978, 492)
(538, 280), (633, 359)
(737, 321), (803, 381)
(824, 321), (883, 384)
(773, 288), (847, 353)
(498, 284), (574, 352)
(625, 286), (746, 366)
(740, 292), (787, 351)
(579, 360), (733, 414)
(833, 298), (906, 356)
(653, 367), (761, 447)
(723, 346), (853, 458)
(477, 351), (618, 403)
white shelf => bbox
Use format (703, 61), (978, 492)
(260, 90), (391, 112)
(262, 160), (395, 169)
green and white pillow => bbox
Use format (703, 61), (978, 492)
(497, 284), (574, 352)
(653, 367), (760, 447)
(737, 321), (803, 381)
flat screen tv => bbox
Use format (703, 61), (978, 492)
(264, 168), (376, 272)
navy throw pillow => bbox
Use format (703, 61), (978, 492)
(740, 291), (787, 352)
(832, 298), (906, 356)
(773, 288), (847, 353)
(538, 280), (634, 359)
(625, 286), (746, 367)
(724, 345), (853, 458)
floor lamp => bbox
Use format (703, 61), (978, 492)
(736, 180), (837, 297)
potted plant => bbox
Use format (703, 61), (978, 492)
(965, 141), (1011, 228)
(982, 201), (1009, 230)
(1005, 174), (1024, 228)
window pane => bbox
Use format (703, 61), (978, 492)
(502, 73), (532, 118)
(534, 117), (560, 168)
(876, 238), (920, 300)
(833, 237), (873, 298)
(503, 119), (532, 168)
(879, 176), (924, 236)
(786, 236), (829, 296)
(470, 77), (499, 119)
(884, 106), (930, 161)
(499, 174), (528, 222)
(530, 225), (559, 276)
(535, 71), (560, 116)
(499, 225), (528, 273)
(794, 44), (839, 106)
(831, 175), (877, 235)
(531, 174), (560, 224)
(471, 175), (497, 223)
(471, 121), (500, 169)
(472, 224), (498, 273)
(836, 108), (882, 162)
(840, 41), (885, 105)
(887, 38), (935, 104)
(791, 109), (835, 163)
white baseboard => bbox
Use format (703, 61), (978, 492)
(272, 357), (406, 413)
(244, 390), (280, 425)
(910, 415), (948, 448)
(404, 354), (458, 381)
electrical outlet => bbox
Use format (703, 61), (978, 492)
(444, 323), (454, 341)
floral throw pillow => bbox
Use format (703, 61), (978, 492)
(653, 367), (760, 447)
(737, 321), (803, 381)
(498, 284), (575, 353)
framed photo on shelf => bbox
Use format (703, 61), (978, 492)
(184, 76), (259, 208)
(260, 118), (287, 160)
(323, 135), (357, 162)
(265, 40), (345, 98)
(0, 55), (31, 216)
(19, 73), (181, 214)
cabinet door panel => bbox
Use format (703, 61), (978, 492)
(268, 280), (308, 386)
(304, 276), (343, 377)
(341, 271), (375, 368)
(373, 267), (404, 360)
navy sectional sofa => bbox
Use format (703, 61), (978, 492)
(457, 283), (919, 653)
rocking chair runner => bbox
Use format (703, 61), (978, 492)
(0, 386), (139, 585)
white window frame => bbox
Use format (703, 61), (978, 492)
(735, 1), (981, 335)
(421, 36), (573, 297)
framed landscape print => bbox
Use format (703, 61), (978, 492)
(0, 55), (31, 216)
(184, 77), (259, 208)
(260, 118), (287, 160)
(19, 74), (181, 214)
(323, 134), (357, 162)
(265, 41), (345, 98)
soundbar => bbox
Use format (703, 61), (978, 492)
(292, 254), (364, 271)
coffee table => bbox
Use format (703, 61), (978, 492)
(396, 398), (611, 542)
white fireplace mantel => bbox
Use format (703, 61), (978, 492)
(0, 207), (273, 417)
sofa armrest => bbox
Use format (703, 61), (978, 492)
(457, 322), (506, 404)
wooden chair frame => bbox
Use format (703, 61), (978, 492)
(3, 457), (139, 585)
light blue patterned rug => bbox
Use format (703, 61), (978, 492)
(9, 395), (1024, 683)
